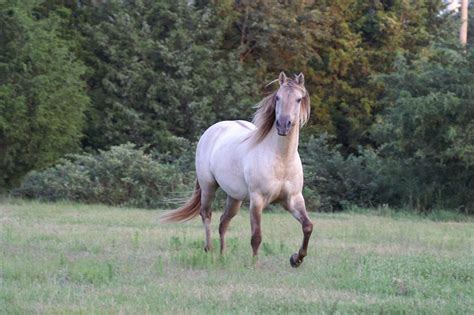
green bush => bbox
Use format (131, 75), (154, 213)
(12, 144), (192, 208)
(301, 132), (473, 214)
(301, 134), (427, 212)
(301, 134), (381, 211)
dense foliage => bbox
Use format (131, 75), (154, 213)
(301, 47), (474, 212)
(12, 144), (190, 208)
(301, 134), (380, 212)
(221, 0), (447, 151)
(0, 1), (89, 188)
(372, 48), (474, 211)
(2, 0), (473, 212)
(80, 1), (257, 153)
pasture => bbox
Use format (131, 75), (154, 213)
(1, 200), (473, 314)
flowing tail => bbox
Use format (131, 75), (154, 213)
(160, 180), (201, 223)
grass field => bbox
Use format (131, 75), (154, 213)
(1, 199), (473, 314)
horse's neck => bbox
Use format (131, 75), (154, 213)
(265, 122), (300, 160)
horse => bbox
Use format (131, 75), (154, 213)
(161, 72), (313, 268)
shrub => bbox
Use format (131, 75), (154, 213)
(301, 133), (473, 214)
(301, 134), (381, 211)
(12, 144), (191, 208)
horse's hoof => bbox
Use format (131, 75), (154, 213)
(290, 253), (302, 268)
(251, 256), (262, 268)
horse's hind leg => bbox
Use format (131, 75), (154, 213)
(249, 196), (264, 257)
(219, 196), (242, 254)
(200, 183), (217, 252)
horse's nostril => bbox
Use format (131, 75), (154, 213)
(276, 120), (280, 127)
(287, 121), (292, 128)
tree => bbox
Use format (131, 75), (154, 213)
(0, 1), (89, 188)
(77, 0), (258, 155)
(373, 48), (474, 211)
(220, 0), (448, 152)
(460, 0), (468, 45)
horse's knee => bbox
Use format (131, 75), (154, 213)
(303, 220), (313, 235)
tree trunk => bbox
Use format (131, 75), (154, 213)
(460, 0), (468, 46)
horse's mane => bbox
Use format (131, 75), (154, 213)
(250, 79), (310, 144)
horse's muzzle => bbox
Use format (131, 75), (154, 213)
(276, 117), (292, 136)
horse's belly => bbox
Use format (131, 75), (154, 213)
(210, 140), (250, 201)
(215, 174), (249, 200)
(196, 120), (253, 201)
(211, 150), (248, 200)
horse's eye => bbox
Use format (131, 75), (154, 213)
(296, 98), (302, 103)
(275, 96), (280, 101)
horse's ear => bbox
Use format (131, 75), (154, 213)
(295, 73), (305, 86)
(278, 72), (287, 86)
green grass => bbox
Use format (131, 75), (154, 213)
(1, 199), (473, 314)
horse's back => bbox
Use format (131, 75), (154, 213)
(195, 120), (255, 199)
(197, 120), (255, 151)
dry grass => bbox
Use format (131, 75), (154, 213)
(1, 199), (473, 314)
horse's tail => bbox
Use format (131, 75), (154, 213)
(160, 180), (201, 223)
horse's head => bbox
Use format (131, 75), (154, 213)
(274, 72), (310, 136)
(252, 72), (310, 143)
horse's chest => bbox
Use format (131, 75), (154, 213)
(249, 159), (302, 200)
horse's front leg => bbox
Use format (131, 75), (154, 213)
(284, 193), (313, 268)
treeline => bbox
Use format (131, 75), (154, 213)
(1, 0), (472, 212)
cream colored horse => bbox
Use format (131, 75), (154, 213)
(161, 72), (313, 267)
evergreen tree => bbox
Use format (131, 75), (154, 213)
(0, 1), (89, 188)
(373, 47), (474, 211)
(78, 0), (257, 154)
